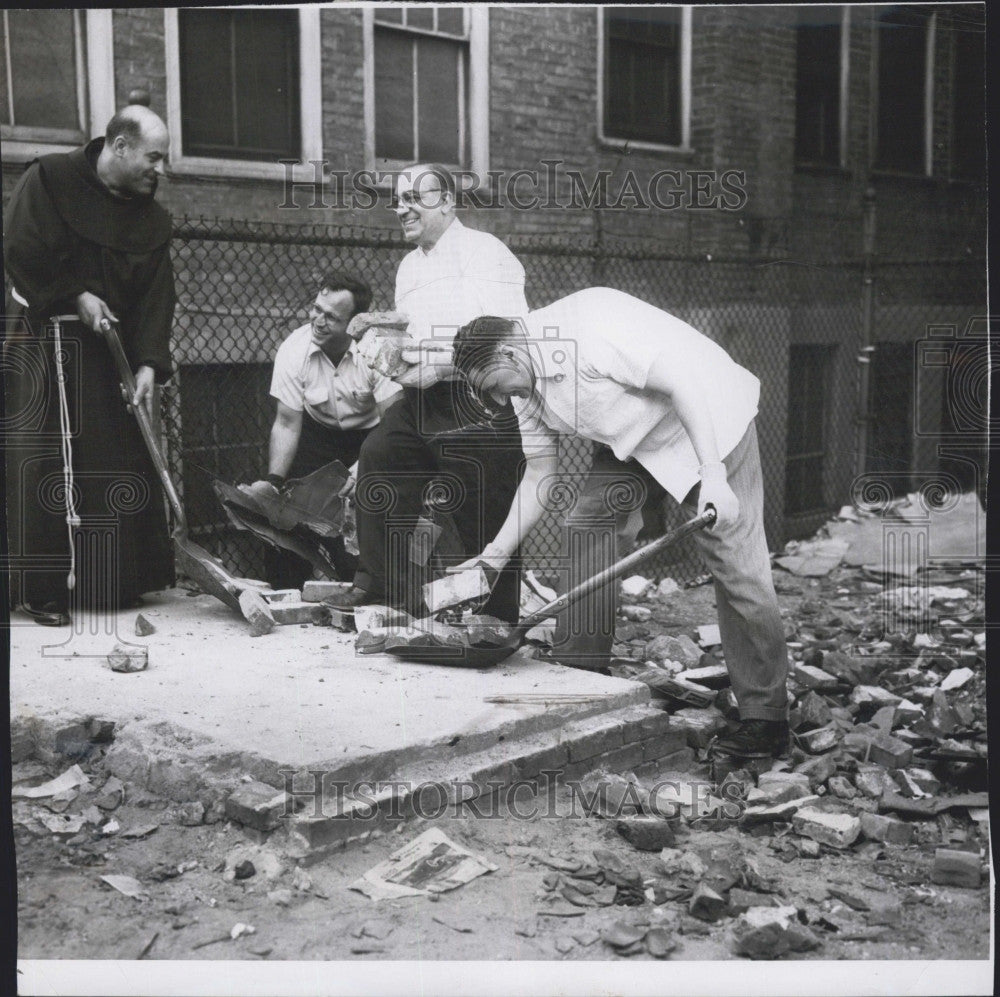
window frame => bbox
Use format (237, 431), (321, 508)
(362, 5), (489, 186)
(164, 6), (322, 181)
(793, 6), (850, 169)
(0, 9), (114, 162)
(871, 5), (937, 178)
(596, 5), (692, 154)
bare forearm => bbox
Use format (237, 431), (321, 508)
(268, 420), (301, 478)
(488, 456), (559, 556)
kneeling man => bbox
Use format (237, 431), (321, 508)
(451, 288), (789, 761)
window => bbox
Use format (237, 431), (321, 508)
(785, 345), (833, 515)
(599, 6), (691, 150)
(794, 6), (847, 165)
(164, 7), (321, 180)
(363, 6), (488, 179)
(950, 7), (985, 180)
(0, 10), (113, 160)
(875, 5), (935, 174)
(178, 9), (299, 162)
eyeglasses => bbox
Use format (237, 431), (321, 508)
(389, 188), (445, 210)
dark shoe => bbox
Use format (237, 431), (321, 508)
(22, 601), (71, 627)
(710, 720), (790, 759)
(323, 586), (380, 612)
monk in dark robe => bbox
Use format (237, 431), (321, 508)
(3, 104), (176, 625)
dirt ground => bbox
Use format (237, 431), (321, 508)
(12, 562), (992, 965)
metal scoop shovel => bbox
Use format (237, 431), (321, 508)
(384, 507), (716, 667)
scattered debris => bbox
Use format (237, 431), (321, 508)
(350, 828), (497, 901)
(932, 848), (982, 888)
(107, 644), (149, 673)
(137, 932), (159, 960)
(134, 614), (156, 637)
(433, 914), (473, 934)
(99, 874), (148, 900)
(233, 860), (256, 880)
(12, 765), (91, 799)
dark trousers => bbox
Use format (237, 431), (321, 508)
(353, 382), (524, 622)
(265, 416), (370, 590)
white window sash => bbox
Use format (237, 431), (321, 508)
(164, 6), (322, 181)
(363, 5), (489, 186)
(596, 5), (692, 154)
(0, 9), (114, 161)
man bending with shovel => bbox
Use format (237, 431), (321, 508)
(450, 288), (790, 762)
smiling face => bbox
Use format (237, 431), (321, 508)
(393, 167), (454, 249)
(309, 288), (357, 355)
(110, 122), (168, 198)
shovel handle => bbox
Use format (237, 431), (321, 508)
(517, 507), (716, 634)
(100, 319), (186, 529)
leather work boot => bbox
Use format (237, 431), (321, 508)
(710, 719), (790, 760)
(323, 586), (380, 612)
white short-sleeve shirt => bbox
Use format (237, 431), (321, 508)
(513, 288), (761, 501)
(395, 217), (529, 349)
(270, 324), (401, 430)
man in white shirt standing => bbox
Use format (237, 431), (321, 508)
(334, 164), (529, 621)
(451, 288), (790, 762)
(245, 273), (400, 588)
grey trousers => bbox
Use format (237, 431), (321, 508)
(553, 421), (788, 721)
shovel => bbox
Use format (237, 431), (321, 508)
(384, 507), (716, 667)
(100, 319), (258, 619)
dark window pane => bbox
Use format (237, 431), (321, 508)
(604, 8), (681, 145)
(180, 12), (235, 154)
(7, 10), (80, 131)
(875, 5), (929, 172)
(951, 9), (985, 179)
(795, 7), (841, 163)
(417, 36), (461, 163)
(867, 342), (914, 485)
(179, 9), (299, 161)
(785, 345), (831, 514)
(233, 13), (300, 159)
(374, 7), (403, 25)
(374, 28), (415, 161)
(405, 6), (435, 31)
(436, 7), (466, 36)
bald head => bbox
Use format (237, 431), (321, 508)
(98, 104), (169, 199)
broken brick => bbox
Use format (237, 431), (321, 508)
(931, 848), (982, 888)
(905, 768), (941, 796)
(826, 776), (857, 800)
(239, 590), (276, 636)
(849, 685), (902, 717)
(791, 663), (839, 691)
(748, 772), (811, 807)
(302, 580), (352, 602)
(134, 613), (156, 637)
(858, 812), (915, 846)
(797, 725), (840, 754)
(793, 753), (840, 790)
(867, 733), (913, 770)
(615, 816), (676, 852)
(728, 889), (777, 915)
(792, 807), (861, 849)
(795, 691), (833, 730)
(689, 882), (728, 921)
(732, 906), (817, 959)
(225, 781), (290, 832)
(268, 601), (329, 626)
(854, 764), (892, 799)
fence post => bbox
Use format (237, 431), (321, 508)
(592, 207), (606, 285)
(854, 186), (877, 479)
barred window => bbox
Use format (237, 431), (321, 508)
(178, 8), (300, 162)
(875, 5), (934, 174)
(602, 7), (685, 147)
(794, 6), (844, 165)
(373, 6), (469, 167)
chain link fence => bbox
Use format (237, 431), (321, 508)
(163, 215), (986, 586)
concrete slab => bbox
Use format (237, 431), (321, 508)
(9, 588), (649, 792)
